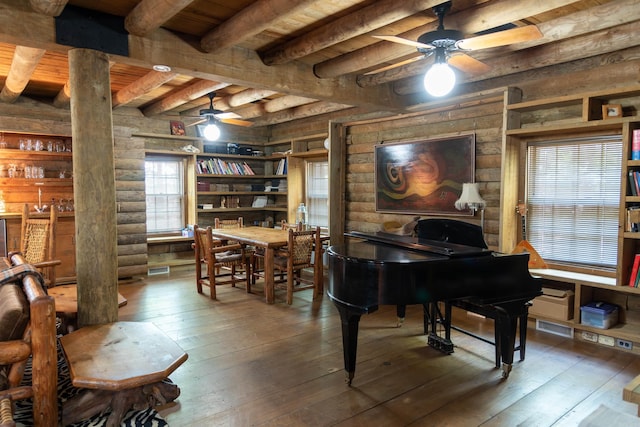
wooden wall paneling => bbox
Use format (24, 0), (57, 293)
(113, 129), (147, 278)
(328, 121), (345, 245)
(500, 87), (524, 253)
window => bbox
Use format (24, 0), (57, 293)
(526, 136), (622, 268)
(306, 160), (329, 228)
(145, 156), (186, 233)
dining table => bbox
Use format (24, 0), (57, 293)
(210, 226), (327, 304)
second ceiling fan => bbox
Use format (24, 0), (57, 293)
(186, 92), (253, 128)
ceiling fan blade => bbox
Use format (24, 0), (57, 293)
(220, 117), (253, 127)
(216, 111), (242, 119)
(457, 25), (542, 51)
(186, 117), (207, 127)
(448, 53), (491, 76)
(372, 35), (433, 50)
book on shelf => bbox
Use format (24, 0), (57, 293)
(630, 171), (638, 196)
(629, 254), (640, 287)
(633, 129), (640, 160)
(275, 158), (287, 175)
(627, 206), (640, 232)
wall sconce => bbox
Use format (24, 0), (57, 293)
(455, 182), (486, 229)
(423, 47), (456, 97)
(202, 117), (221, 141)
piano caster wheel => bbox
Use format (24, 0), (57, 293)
(501, 363), (512, 379)
(346, 372), (354, 386)
(397, 317), (405, 327)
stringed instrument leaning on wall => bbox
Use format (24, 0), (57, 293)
(512, 203), (548, 269)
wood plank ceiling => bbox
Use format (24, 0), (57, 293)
(0, 0), (635, 129)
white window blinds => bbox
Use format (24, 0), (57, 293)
(306, 160), (329, 228)
(526, 136), (622, 268)
(145, 157), (186, 233)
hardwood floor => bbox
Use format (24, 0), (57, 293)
(116, 267), (640, 426)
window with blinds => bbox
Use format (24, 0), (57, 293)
(306, 160), (329, 228)
(145, 156), (186, 233)
(526, 136), (622, 268)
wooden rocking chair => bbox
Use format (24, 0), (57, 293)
(19, 204), (61, 287)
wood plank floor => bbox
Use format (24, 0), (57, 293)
(116, 267), (640, 426)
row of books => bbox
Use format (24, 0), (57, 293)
(629, 170), (640, 196)
(629, 253), (640, 287)
(275, 158), (287, 175)
(196, 158), (255, 175)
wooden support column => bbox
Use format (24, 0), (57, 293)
(68, 48), (118, 327)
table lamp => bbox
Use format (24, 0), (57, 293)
(455, 182), (487, 230)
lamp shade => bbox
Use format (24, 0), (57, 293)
(455, 182), (486, 211)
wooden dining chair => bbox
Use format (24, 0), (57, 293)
(19, 203), (61, 287)
(250, 221), (302, 285)
(214, 216), (244, 230)
(193, 224), (250, 299)
(272, 226), (321, 305)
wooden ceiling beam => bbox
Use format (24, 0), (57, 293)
(142, 79), (230, 116)
(261, 0), (441, 66)
(249, 101), (353, 127)
(360, 0), (640, 88)
(200, 0), (316, 54)
(29, 0), (68, 16)
(0, 45), (45, 103)
(53, 80), (70, 108)
(226, 88), (278, 108)
(230, 95), (319, 120)
(263, 95), (316, 113)
(0, 1), (405, 112)
(125, 0), (195, 37)
(313, 0), (582, 78)
(112, 69), (178, 108)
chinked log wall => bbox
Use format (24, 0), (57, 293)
(0, 101), (148, 278)
(332, 95), (503, 249)
(114, 126), (147, 278)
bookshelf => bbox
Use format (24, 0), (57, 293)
(195, 152), (288, 227)
(503, 85), (640, 351)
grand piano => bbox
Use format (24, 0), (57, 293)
(327, 229), (542, 385)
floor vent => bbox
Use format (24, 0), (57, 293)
(148, 266), (170, 276)
(536, 319), (574, 338)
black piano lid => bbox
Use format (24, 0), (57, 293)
(345, 231), (492, 258)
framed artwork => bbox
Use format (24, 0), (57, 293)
(375, 134), (475, 215)
(602, 104), (622, 120)
(170, 120), (186, 136)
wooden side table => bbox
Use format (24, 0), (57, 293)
(59, 321), (188, 425)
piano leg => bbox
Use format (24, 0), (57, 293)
(494, 301), (529, 379)
(334, 303), (367, 385)
(396, 305), (406, 327)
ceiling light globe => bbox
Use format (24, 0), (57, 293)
(203, 123), (221, 141)
(423, 63), (456, 97)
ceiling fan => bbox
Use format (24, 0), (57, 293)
(186, 92), (253, 128)
(374, 1), (543, 79)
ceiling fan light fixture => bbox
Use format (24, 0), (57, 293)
(203, 117), (221, 141)
(424, 61), (456, 97)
